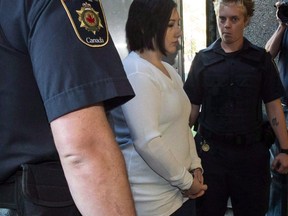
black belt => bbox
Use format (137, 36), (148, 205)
(0, 182), (16, 209)
(199, 126), (263, 146)
(0, 172), (21, 210)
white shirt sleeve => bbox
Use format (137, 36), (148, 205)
(122, 71), (193, 190)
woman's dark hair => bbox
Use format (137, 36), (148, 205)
(126, 0), (177, 55)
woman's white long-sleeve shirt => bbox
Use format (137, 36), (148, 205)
(111, 52), (201, 216)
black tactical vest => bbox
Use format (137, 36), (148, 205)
(197, 43), (266, 133)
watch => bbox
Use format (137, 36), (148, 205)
(280, 149), (288, 154)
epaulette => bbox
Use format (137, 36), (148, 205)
(198, 49), (225, 67)
(239, 41), (266, 63)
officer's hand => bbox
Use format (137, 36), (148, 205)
(272, 153), (288, 174)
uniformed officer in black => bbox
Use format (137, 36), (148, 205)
(184, 0), (288, 216)
(0, 0), (136, 215)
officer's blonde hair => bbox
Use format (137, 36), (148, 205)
(213, 0), (255, 22)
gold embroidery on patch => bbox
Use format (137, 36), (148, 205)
(60, 0), (109, 48)
(77, 2), (103, 35)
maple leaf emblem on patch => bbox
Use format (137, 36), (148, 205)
(77, 2), (103, 34)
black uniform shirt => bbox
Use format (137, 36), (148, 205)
(0, 0), (134, 182)
(184, 38), (285, 134)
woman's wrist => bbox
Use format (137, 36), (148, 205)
(190, 167), (203, 175)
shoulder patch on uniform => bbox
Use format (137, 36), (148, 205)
(61, 0), (109, 47)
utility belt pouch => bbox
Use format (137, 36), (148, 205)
(17, 162), (81, 216)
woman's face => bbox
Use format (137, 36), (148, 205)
(164, 8), (182, 55)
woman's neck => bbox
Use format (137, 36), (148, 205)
(137, 50), (171, 79)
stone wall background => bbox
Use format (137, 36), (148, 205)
(245, 0), (279, 48)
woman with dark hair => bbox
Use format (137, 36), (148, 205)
(110, 0), (207, 215)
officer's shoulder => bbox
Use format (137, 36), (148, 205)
(249, 42), (266, 54)
(195, 42), (224, 66)
(242, 40), (268, 62)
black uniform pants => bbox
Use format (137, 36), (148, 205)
(170, 199), (196, 216)
(196, 138), (270, 216)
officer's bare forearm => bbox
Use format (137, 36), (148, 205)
(51, 105), (136, 216)
(265, 100), (288, 149)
